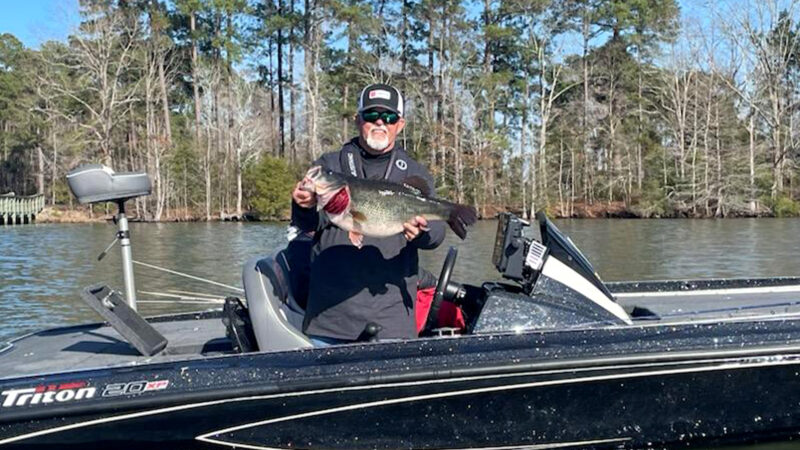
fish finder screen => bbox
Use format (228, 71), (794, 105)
(492, 213), (509, 269)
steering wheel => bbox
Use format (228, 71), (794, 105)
(422, 246), (457, 335)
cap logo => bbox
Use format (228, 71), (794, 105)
(369, 90), (391, 100)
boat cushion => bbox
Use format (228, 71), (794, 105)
(242, 251), (312, 352)
(67, 164), (151, 204)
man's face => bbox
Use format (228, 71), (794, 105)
(358, 108), (406, 154)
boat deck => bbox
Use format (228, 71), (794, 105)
(612, 279), (800, 321)
(0, 314), (230, 380)
(4, 279), (800, 382)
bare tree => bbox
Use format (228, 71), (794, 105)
(37, 8), (140, 166)
(230, 78), (268, 217)
(717, 0), (800, 200)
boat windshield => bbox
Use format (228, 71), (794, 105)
(535, 212), (615, 300)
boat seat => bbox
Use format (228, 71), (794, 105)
(67, 164), (152, 204)
(242, 250), (312, 352)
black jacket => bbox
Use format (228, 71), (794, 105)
(292, 138), (445, 340)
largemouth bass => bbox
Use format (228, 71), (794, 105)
(300, 166), (478, 247)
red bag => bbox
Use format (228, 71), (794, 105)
(415, 287), (466, 334)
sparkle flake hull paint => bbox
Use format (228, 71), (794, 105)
(3, 316), (800, 449)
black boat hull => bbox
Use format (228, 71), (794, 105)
(3, 316), (800, 449)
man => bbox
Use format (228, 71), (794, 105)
(291, 83), (445, 345)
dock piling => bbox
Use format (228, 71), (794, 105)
(0, 194), (45, 225)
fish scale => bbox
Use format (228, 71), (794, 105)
(348, 179), (453, 237)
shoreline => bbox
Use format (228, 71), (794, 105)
(33, 207), (265, 224)
(28, 203), (790, 225)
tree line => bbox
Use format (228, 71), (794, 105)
(2, 0), (800, 220)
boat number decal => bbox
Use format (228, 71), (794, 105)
(102, 380), (169, 398)
(0, 379), (169, 408)
(1, 381), (96, 408)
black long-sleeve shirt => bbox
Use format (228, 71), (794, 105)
(292, 138), (445, 340)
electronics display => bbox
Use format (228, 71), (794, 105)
(492, 213), (533, 284)
(493, 212), (612, 299)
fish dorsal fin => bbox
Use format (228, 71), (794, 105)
(402, 176), (431, 197)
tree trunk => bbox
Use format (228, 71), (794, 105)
(236, 147), (243, 217)
(50, 127), (58, 205)
(558, 137), (565, 216)
(637, 65), (644, 190)
(303, 0), (321, 160)
(703, 76), (712, 216)
(277, 0), (286, 158)
(521, 81), (528, 219)
(151, 6), (172, 148)
(37, 142), (44, 196)
(690, 75), (699, 214)
(289, 0), (296, 162)
(205, 124), (212, 221)
(401, 0), (409, 73)
(454, 82), (463, 204)
(342, 85), (349, 142)
(582, 12), (593, 204)
(749, 112), (756, 213)
(190, 11), (202, 150)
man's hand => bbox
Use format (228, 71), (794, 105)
(403, 216), (428, 241)
(292, 181), (316, 209)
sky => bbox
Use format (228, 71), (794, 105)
(0, 0), (717, 50)
(0, 0), (80, 48)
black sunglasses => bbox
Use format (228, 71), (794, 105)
(360, 110), (400, 125)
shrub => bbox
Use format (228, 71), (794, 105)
(632, 179), (669, 218)
(244, 156), (297, 220)
(765, 195), (800, 218)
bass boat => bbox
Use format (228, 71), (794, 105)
(2, 165), (800, 449)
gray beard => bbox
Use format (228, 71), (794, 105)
(366, 133), (390, 151)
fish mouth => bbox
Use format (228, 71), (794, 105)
(303, 165), (345, 197)
(300, 166), (323, 192)
(306, 165), (322, 180)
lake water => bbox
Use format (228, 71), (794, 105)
(3, 218), (800, 344)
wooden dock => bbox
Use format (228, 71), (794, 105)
(1, 194), (45, 225)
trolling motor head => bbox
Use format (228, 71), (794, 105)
(66, 165), (152, 310)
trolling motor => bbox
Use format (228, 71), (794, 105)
(66, 164), (152, 310)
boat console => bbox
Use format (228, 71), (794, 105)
(472, 212), (631, 333)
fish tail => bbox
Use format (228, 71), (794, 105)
(447, 204), (478, 239)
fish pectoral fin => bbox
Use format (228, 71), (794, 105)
(351, 209), (367, 223)
(348, 231), (364, 248)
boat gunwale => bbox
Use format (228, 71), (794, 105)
(5, 277), (800, 386)
(608, 275), (800, 293)
(3, 313), (800, 383)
